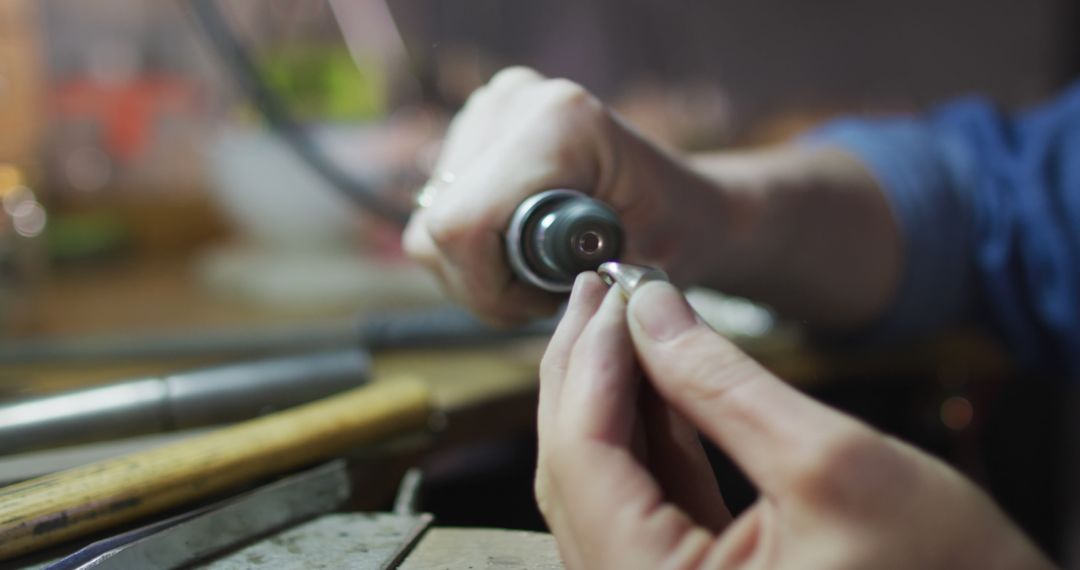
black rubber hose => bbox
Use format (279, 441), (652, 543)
(188, 0), (412, 225)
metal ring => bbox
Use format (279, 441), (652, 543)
(597, 262), (668, 300)
(414, 172), (456, 209)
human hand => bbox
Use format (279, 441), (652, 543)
(403, 67), (725, 325)
(536, 274), (1053, 569)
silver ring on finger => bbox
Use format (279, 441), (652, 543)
(414, 171), (456, 209)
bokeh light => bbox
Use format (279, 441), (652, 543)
(940, 396), (975, 431)
(11, 200), (46, 238)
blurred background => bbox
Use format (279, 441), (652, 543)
(0, 0), (1077, 563)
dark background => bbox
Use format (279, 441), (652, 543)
(392, 0), (1079, 132)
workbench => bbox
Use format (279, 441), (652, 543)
(0, 255), (1014, 567)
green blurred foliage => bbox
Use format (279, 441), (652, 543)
(259, 45), (387, 122)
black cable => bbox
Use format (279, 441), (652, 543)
(189, 0), (412, 225)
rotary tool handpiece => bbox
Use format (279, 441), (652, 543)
(505, 190), (624, 292)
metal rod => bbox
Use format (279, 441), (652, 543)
(0, 349), (371, 455)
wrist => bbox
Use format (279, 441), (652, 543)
(603, 118), (731, 285)
(679, 148), (789, 291)
(683, 145), (900, 327)
(665, 160), (758, 287)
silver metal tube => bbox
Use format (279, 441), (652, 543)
(0, 349), (370, 455)
(164, 349), (370, 429)
(0, 379), (170, 455)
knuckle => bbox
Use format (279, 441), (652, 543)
(793, 430), (907, 511)
(401, 223), (423, 253)
(533, 474), (560, 521)
(402, 222), (436, 262)
(547, 133), (594, 174)
(423, 208), (465, 249)
(533, 477), (551, 515)
(544, 78), (587, 100)
(660, 333), (758, 402)
(489, 66), (542, 90)
(460, 85), (491, 113)
(542, 79), (600, 114)
(402, 241), (430, 265)
(539, 350), (564, 383)
(533, 455), (552, 489)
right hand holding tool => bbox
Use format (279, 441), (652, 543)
(404, 67), (725, 325)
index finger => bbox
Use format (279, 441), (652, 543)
(538, 272), (607, 435)
(546, 286), (714, 569)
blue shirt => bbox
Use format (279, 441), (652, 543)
(810, 82), (1080, 377)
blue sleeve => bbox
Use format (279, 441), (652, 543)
(807, 82), (1080, 376)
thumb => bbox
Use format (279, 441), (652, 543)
(627, 281), (852, 494)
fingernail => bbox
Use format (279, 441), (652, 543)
(567, 272), (594, 307)
(570, 272), (587, 295)
(629, 282), (696, 341)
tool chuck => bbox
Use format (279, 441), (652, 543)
(505, 189), (624, 292)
